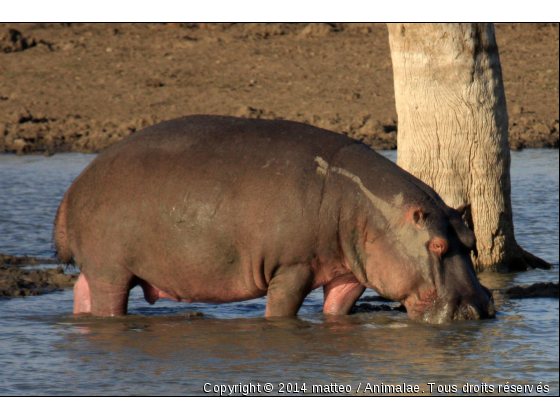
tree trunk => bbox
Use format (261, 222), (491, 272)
(386, 23), (551, 272)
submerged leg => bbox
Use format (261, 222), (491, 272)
(323, 275), (365, 315)
(264, 265), (313, 317)
(89, 280), (131, 316)
(76, 268), (134, 317)
(73, 273), (92, 315)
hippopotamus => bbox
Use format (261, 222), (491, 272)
(54, 115), (494, 323)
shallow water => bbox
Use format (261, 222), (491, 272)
(0, 150), (558, 396)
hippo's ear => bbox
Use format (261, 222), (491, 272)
(412, 209), (428, 229)
(455, 203), (471, 217)
(450, 216), (476, 251)
(451, 204), (476, 250)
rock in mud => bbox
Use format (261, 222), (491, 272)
(0, 28), (36, 53)
(0, 253), (77, 299)
(242, 23), (289, 39)
(145, 78), (164, 88)
(509, 117), (559, 150)
(350, 303), (406, 314)
(299, 23), (336, 38)
(499, 282), (559, 299)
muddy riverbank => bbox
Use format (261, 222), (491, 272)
(0, 253), (77, 298)
(1, 23), (558, 155)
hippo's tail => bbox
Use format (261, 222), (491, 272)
(53, 192), (74, 265)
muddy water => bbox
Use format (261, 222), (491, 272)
(0, 150), (558, 396)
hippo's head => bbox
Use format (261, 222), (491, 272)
(362, 205), (495, 324)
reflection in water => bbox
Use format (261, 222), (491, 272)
(28, 297), (552, 396)
(0, 150), (558, 395)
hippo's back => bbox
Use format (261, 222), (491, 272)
(107, 114), (355, 163)
(70, 115), (359, 222)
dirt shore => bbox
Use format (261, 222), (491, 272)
(0, 23), (558, 155)
(0, 253), (77, 298)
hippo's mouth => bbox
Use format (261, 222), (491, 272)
(401, 288), (440, 322)
(408, 292), (496, 324)
(451, 289), (496, 321)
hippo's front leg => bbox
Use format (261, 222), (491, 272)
(264, 265), (313, 317)
(322, 275), (365, 315)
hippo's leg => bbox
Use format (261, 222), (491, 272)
(264, 265), (313, 317)
(73, 273), (92, 315)
(323, 275), (365, 315)
(81, 269), (134, 317)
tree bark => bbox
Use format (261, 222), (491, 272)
(386, 23), (551, 272)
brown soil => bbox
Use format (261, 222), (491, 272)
(0, 23), (558, 155)
(0, 252), (77, 298)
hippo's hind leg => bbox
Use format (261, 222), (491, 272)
(75, 268), (134, 317)
(73, 274), (92, 315)
(264, 265), (313, 317)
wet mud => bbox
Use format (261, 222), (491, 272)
(0, 23), (558, 156)
(494, 282), (559, 299)
(0, 253), (77, 298)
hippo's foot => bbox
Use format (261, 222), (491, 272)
(73, 272), (131, 316)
